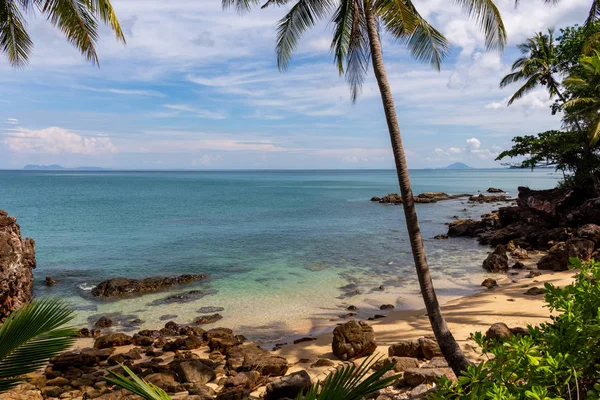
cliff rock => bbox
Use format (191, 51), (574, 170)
(0, 209), (36, 320)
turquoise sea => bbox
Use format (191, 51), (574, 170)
(0, 169), (561, 342)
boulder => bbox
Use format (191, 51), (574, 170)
(163, 335), (204, 352)
(487, 188), (504, 193)
(485, 323), (512, 341)
(511, 248), (529, 260)
(482, 245), (509, 273)
(419, 336), (442, 360)
(447, 219), (485, 237)
(145, 372), (177, 390)
(44, 276), (56, 286)
(524, 287), (545, 296)
(332, 320), (377, 361)
(388, 340), (423, 359)
(576, 224), (600, 244)
(372, 357), (419, 372)
(93, 333), (132, 349)
(264, 370), (312, 400)
(216, 388), (250, 400)
(94, 316), (113, 328)
(537, 239), (595, 271)
(50, 348), (113, 370)
(403, 368), (456, 387)
(0, 209), (36, 320)
(208, 333), (240, 354)
(194, 313), (223, 325)
(174, 360), (216, 384)
(481, 278), (498, 289)
(517, 187), (577, 221)
(469, 194), (511, 203)
(91, 274), (207, 297)
(226, 342), (289, 376)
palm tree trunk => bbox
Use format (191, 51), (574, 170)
(363, 1), (470, 376)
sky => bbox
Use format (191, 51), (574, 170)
(0, 0), (592, 169)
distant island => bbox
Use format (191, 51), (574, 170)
(24, 165), (107, 170)
(444, 162), (472, 170)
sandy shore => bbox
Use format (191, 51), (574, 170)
(275, 266), (575, 380)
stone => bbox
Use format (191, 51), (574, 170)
(93, 333), (132, 349)
(388, 340), (423, 359)
(159, 314), (178, 321)
(331, 320), (377, 361)
(424, 357), (448, 369)
(483, 245), (509, 273)
(372, 357), (419, 372)
(380, 304), (394, 310)
(94, 316), (113, 328)
(216, 388), (250, 400)
(524, 287), (545, 296)
(174, 360), (216, 385)
(485, 323), (512, 341)
(527, 271), (543, 278)
(434, 234), (448, 240)
(487, 188), (504, 193)
(208, 334), (240, 354)
(513, 261), (526, 269)
(511, 248), (529, 260)
(44, 386), (64, 397)
(409, 383), (433, 399)
(403, 368), (456, 387)
(226, 342), (288, 376)
(132, 334), (155, 347)
(145, 373), (177, 389)
(264, 370), (312, 400)
(194, 313), (223, 325)
(510, 327), (530, 336)
(163, 335), (204, 352)
(419, 337), (442, 360)
(44, 276), (56, 286)
(481, 278), (498, 289)
(537, 239), (595, 271)
(310, 358), (335, 368)
(204, 327), (233, 341)
(50, 348), (113, 370)
(197, 306), (225, 314)
(0, 209), (36, 320)
(469, 194), (511, 203)
(148, 289), (217, 306)
(91, 274), (207, 297)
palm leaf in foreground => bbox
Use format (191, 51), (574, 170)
(105, 364), (172, 400)
(0, 298), (76, 393)
(297, 355), (400, 400)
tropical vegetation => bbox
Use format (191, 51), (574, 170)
(432, 258), (600, 400)
(222, 0), (508, 377)
(0, 299), (76, 393)
(0, 0), (125, 67)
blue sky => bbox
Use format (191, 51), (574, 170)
(0, 0), (591, 169)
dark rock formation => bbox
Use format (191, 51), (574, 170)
(44, 276), (56, 286)
(194, 313), (223, 325)
(0, 209), (36, 320)
(485, 323), (512, 341)
(148, 289), (217, 306)
(94, 316), (113, 328)
(418, 336), (442, 360)
(332, 320), (377, 361)
(388, 339), (423, 359)
(372, 192), (470, 205)
(264, 370), (311, 400)
(487, 188), (504, 193)
(481, 278), (498, 289)
(468, 194), (512, 203)
(537, 239), (595, 271)
(482, 245), (509, 273)
(226, 342), (288, 376)
(91, 274), (207, 297)
(93, 333), (133, 349)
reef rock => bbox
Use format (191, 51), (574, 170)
(332, 320), (377, 361)
(0, 209), (36, 320)
(91, 274), (207, 297)
(482, 245), (509, 273)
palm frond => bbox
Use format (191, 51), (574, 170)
(585, 0), (600, 27)
(0, 299), (76, 392)
(452, 0), (506, 51)
(105, 364), (172, 400)
(0, 0), (33, 67)
(345, 0), (370, 102)
(296, 355), (400, 400)
(331, 0), (355, 75)
(377, 0), (449, 69)
(88, 0), (125, 43)
(275, 0), (336, 71)
(506, 74), (539, 106)
(589, 117), (600, 146)
(499, 71), (528, 88)
(222, 0), (262, 13)
(38, 0), (100, 65)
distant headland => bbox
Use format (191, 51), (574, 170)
(23, 164), (107, 170)
(443, 162), (472, 170)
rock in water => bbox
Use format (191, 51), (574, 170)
(0, 209), (36, 320)
(487, 188), (504, 193)
(332, 320), (377, 361)
(483, 245), (509, 273)
(91, 274), (207, 297)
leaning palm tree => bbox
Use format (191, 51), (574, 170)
(0, 299), (76, 392)
(500, 29), (564, 105)
(0, 0), (125, 67)
(222, 0), (506, 376)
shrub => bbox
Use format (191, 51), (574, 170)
(432, 258), (600, 400)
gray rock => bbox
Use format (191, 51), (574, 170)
(264, 370), (312, 400)
(174, 360), (216, 384)
(388, 340), (423, 359)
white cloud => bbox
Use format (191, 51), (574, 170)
(74, 85), (164, 97)
(2, 127), (117, 155)
(466, 138), (481, 150)
(6, 118), (18, 125)
(162, 104), (226, 120)
(434, 137), (498, 161)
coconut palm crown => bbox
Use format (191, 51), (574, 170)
(1, 0), (125, 67)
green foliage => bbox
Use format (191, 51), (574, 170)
(105, 364), (172, 400)
(555, 22), (600, 75)
(1, 0), (125, 67)
(298, 355), (400, 400)
(0, 299), (76, 393)
(431, 259), (600, 400)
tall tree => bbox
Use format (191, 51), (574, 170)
(500, 29), (564, 105)
(223, 0), (506, 376)
(0, 0), (125, 67)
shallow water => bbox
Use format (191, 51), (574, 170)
(0, 169), (561, 342)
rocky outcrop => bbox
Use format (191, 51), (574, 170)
(482, 245), (509, 273)
(332, 320), (377, 361)
(264, 370), (311, 400)
(487, 188), (504, 193)
(372, 192), (470, 205)
(537, 239), (595, 271)
(0, 209), (36, 320)
(91, 274), (207, 297)
(468, 194), (512, 203)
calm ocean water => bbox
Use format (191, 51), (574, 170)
(0, 169), (561, 341)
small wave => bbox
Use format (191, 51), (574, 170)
(79, 283), (96, 291)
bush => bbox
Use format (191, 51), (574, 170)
(432, 258), (600, 400)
